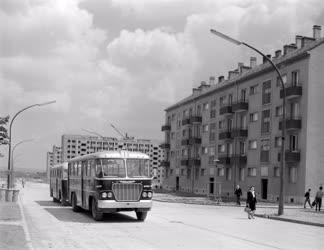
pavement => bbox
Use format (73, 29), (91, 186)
(153, 192), (324, 227)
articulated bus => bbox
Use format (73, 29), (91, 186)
(67, 150), (153, 221)
(49, 162), (68, 204)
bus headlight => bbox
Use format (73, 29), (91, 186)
(142, 192), (147, 198)
(147, 192), (152, 198)
(101, 192), (108, 198)
(107, 192), (113, 198)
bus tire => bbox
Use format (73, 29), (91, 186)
(91, 198), (103, 221)
(136, 211), (148, 221)
(71, 193), (81, 212)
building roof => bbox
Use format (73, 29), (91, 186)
(165, 36), (324, 112)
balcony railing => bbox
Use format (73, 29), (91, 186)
(182, 136), (202, 145)
(279, 116), (302, 130)
(232, 101), (249, 112)
(219, 105), (233, 115)
(160, 161), (170, 167)
(232, 128), (248, 138)
(182, 118), (190, 126)
(181, 158), (201, 166)
(160, 143), (170, 149)
(280, 85), (302, 99)
(218, 154), (231, 165)
(231, 154), (247, 165)
(182, 115), (202, 126)
(285, 150), (301, 163)
(161, 124), (171, 131)
(218, 130), (232, 140)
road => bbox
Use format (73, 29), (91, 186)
(19, 182), (322, 250)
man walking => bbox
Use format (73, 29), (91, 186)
(304, 188), (312, 208)
(234, 185), (242, 206)
(315, 186), (323, 212)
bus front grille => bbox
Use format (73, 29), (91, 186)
(112, 183), (142, 201)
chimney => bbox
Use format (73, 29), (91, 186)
(275, 50), (282, 58)
(209, 76), (215, 85)
(218, 75), (225, 83)
(228, 70), (239, 80)
(238, 62), (244, 72)
(301, 36), (315, 48)
(313, 25), (321, 39)
(198, 81), (210, 91)
(295, 35), (303, 49)
(250, 57), (257, 68)
(283, 44), (297, 55)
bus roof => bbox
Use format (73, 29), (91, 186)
(68, 150), (150, 162)
(51, 162), (68, 169)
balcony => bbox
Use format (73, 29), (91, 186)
(160, 143), (170, 149)
(181, 137), (201, 145)
(160, 161), (170, 167)
(232, 101), (249, 112)
(280, 86), (302, 99)
(181, 139), (190, 146)
(231, 155), (247, 165)
(180, 158), (201, 167)
(182, 118), (190, 126)
(285, 150), (301, 163)
(232, 128), (248, 138)
(189, 115), (202, 124)
(218, 130), (232, 140)
(218, 154), (231, 165)
(219, 105), (233, 115)
(161, 124), (171, 131)
(181, 159), (189, 166)
(279, 117), (302, 130)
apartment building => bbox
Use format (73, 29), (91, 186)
(54, 134), (164, 187)
(46, 145), (62, 180)
(161, 25), (324, 203)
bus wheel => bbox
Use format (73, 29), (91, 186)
(91, 198), (103, 221)
(72, 193), (80, 212)
(136, 211), (148, 221)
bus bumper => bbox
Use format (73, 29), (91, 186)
(97, 199), (152, 210)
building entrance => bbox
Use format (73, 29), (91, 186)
(176, 176), (179, 191)
(261, 179), (268, 200)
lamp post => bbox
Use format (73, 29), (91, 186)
(7, 101), (56, 189)
(210, 29), (286, 215)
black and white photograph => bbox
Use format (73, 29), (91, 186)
(0, 0), (323, 249)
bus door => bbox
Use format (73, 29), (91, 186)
(81, 161), (87, 209)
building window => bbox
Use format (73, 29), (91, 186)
(250, 84), (258, 95)
(291, 71), (299, 86)
(289, 134), (299, 151)
(248, 167), (257, 177)
(289, 167), (297, 183)
(171, 113), (176, 121)
(201, 169), (206, 176)
(248, 140), (257, 149)
(208, 156), (215, 165)
(274, 167), (280, 177)
(276, 74), (287, 87)
(209, 123), (216, 142)
(249, 112), (258, 122)
(203, 124), (209, 132)
(211, 100), (217, 108)
(219, 120), (225, 129)
(181, 169), (185, 176)
(241, 89), (247, 102)
(239, 141), (246, 155)
(262, 80), (271, 105)
(226, 168), (232, 180)
(275, 106), (283, 117)
(275, 137), (282, 147)
(203, 103), (209, 111)
(202, 147), (208, 155)
(217, 167), (224, 177)
(218, 144), (226, 153)
(210, 110), (216, 118)
(220, 96), (226, 106)
(187, 169), (191, 179)
(209, 146), (215, 156)
(261, 109), (271, 134)
(261, 166), (268, 176)
(239, 168), (245, 181)
(260, 139), (270, 162)
(182, 129), (186, 137)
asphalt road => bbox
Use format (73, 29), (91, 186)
(20, 182), (323, 250)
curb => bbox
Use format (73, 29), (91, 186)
(254, 214), (324, 228)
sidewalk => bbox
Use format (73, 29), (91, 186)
(0, 192), (29, 249)
(153, 192), (324, 227)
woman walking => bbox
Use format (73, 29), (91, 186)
(246, 186), (257, 219)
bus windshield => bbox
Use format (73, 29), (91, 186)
(126, 159), (150, 178)
(96, 159), (126, 178)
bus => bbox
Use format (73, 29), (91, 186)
(67, 150), (153, 221)
(49, 162), (68, 204)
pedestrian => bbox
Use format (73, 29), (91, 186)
(21, 178), (25, 188)
(246, 186), (257, 219)
(234, 184), (242, 206)
(304, 188), (312, 208)
(315, 186), (323, 212)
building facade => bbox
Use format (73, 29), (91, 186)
(57, 134), (164, 188)
(46, 145), (62, 180)
(161, 25), (324, 203)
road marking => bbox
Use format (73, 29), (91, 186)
(18, 194), (34, 250)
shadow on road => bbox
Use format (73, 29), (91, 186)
(44, 207), (140, 223)
(35, 200), (63, 207)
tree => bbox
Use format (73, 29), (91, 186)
(0, 115), (9, 146)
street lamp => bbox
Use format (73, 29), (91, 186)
(7, 101), (56, 189)
(210, 29), (286, 215)
(11, 139), (34, 179)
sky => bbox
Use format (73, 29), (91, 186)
(1, 0), (324, 171)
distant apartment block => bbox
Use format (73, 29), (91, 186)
(46, 145), (62, 180)
(161, 25), (324, 203)
(47, 134), (164, 188)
